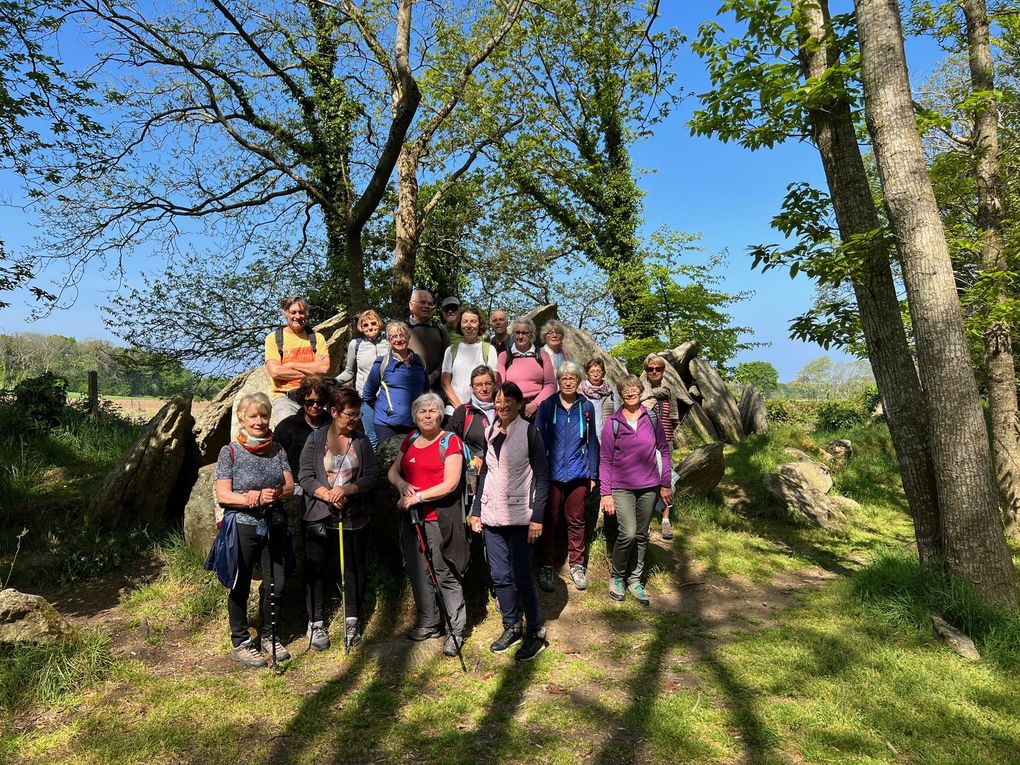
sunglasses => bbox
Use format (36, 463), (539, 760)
(304, 398), (324, 407)
(645, 366), (665, 373)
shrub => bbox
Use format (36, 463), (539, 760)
(765, 399), (823, 428)
(817, 400), (868, 431)
(12, 372), (68, 429)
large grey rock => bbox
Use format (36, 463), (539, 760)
(778, 460), (833, 494)
(739, 384), (769, 435)
(783, 447), (819, 463)
(659, 341), (700, 388)
(931, 616), (981, 661)
(762, 472), (848, 530)
(525, 304), (560, 337)
(192, 312), (351, 466)
(87, 396), (193, 529)
(826, 439), (854, 471)
(674, 442), (725, 496)
(690, 358), (744, 444)
(183, 463), (219, 556)
(0, 589), (77, 645)
(685, 401), (720, 442)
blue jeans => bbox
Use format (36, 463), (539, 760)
(484, 525), (542, 635)
(360, 400), (378, 450)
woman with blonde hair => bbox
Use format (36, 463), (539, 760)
(338, 309), (389, 448)
(213, 392), (295, 667)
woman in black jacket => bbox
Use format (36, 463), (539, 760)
(298, 386), (379, 651)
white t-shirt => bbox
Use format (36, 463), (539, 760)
(441, 340), (498, 412)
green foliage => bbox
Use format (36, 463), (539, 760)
(786, 354), (875, 399)
(610, 337), (664, 375)
(0, 631), (114, 716)
(59, 526), (155, 587)
(12, 371), (67, 428)
(852, 547), (1020, 667)
(766, 398), (823, 428)
(734, 361), (779, 397)
(816, 399), (868, 431)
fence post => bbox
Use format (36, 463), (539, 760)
(88, 370), (98, 414)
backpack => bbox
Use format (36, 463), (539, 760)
(406, 429), (471, 463)
(274, 326), (318, 360)
(503, 347), (543, 371)
(451, 339), (491, 366)
(611, 407), (659, 439)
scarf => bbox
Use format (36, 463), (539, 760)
(580, 379), (613, 400)
(236, 428), (274, 455)
(471, 395), (497, 425)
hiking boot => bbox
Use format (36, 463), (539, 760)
(444, 634), (462, 657)
(261, 636), (292, 661)
(569, 565), (588, 591)
(627, 581), (650, 607)
(608, 576), (626, 601)
(490, 623), (524, 654)
(538, 565), (555, 592)
(660, 517), (674, 540)
(408, 625), (443, 642)
(345, 617), (362, 649)
(307, 621), (330, 652)
(515, 632), (547, 663)
(230, 639), (267, 668)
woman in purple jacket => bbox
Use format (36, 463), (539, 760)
(599, 375), (673, 606)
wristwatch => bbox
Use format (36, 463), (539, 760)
(416, 492), (425, 504)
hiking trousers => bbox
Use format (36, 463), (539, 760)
(609, 488), (657, 586)
(399, 512), (466, 636)
(541, 478), (589, 568)
(228, 520), (287, 647)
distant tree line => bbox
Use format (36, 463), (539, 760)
(0, 333), (229, 399)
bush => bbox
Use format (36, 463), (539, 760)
(817, 400), (868, 431)
(766, 399), (823, 428)
(12, 372), (68, 429)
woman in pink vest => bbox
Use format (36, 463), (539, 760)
(469, 382), (550, 662)
(497, 317), (556, 420)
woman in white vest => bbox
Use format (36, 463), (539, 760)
(440, 305), (498, 416)
(468, 381), (550, 663)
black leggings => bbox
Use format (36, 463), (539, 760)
(304, 521), (369, 625)
(228, 521), (287, 647)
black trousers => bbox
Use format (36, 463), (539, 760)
(304, 521), (369, 625)
(228, 521), (287, 647)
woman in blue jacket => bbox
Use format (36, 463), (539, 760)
(534, 361), (599, 592)
(362, 320), (429, 447)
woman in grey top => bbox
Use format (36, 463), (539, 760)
(298, 385), (380, 651)
(337, 308), (389, 449)
(214, 392), (295, 668)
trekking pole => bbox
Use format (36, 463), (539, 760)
(264, 507), (281, 673)
(337, 510), (350, 654)
(409, 506), (466, 672)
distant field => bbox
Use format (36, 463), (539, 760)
(69, 394), (212, 422)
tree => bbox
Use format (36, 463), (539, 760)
(690, 0), (942, 565)
(734, 361), (780, 397)
(493, 0), (682, 339)
(854, 0), (1016, 605)
(31, 0), (421, 326)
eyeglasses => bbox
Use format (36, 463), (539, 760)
(471, 380), (494, 389)
(442, 306), (459, 312)
(304, 398), (324, 408)
(339, 410), (362, 420)
(513, 330), (530, 336)
(645, 366), (665, 373)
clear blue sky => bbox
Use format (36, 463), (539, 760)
(0, 2), (946, 382)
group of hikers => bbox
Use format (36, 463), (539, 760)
(209, 292), (681, 669)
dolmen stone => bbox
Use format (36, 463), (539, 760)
(690, 358), (744, 444)
(826, 439), (854, 471)
(675, 442), (725, 496)
(0, 589), (77, 645)
(739, 384), (769, 435)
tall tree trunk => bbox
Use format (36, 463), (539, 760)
(793, 0), (942, 564)
(855, 0), (1017, 605)
(392, 143), (420, 315)
(962, 0), (1020, 534)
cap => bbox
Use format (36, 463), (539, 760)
(441, 297), (461, 310)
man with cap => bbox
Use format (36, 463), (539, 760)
(441, 296), (463, 347)
(408, 289), (450, 393)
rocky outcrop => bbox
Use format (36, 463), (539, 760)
(0, 589), (77, 645)
(739, 384), (769, 435)
(674, 442), (725, 496)
(762, 457), (855, 530)
(685, 401), (720, 442)
(690, 358), (744, 444)
(826, 439), (854, 471)
(183, 464), (219, 556)
(659, 341), (700, 388)
(87, 396), (194, 529)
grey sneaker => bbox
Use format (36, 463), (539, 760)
(307, 621), (330, 652)
(443, 634), (462, 657)
(627, 581), (651, 606)
(538, 565), (555, 592)
(230, 639), (267, 668)
(261, 636), (292, 661)
(344, 617), (362, 649)
(660, 517), (674, 540)
(609, 576), (626, 601)
(569, 564), (588, 591)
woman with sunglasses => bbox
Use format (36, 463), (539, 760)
(640, 354), (681, 540)
(274, 375), (334, 485)
(298, 385), (379, 651)
(337, 309), (389, 449)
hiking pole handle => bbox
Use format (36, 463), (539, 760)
(409, 505), (423, 527)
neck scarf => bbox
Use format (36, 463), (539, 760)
(236, 428), (274, 454)
(580, 379), (612, 399)
(471, 395), (497, 425)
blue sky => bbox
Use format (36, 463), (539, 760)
(0, 1), (947, 382)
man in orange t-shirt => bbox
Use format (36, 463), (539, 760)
(264, 296), (329, 425)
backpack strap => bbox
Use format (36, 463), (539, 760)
(276, 326), (317, 359)
(378, 351), (395, 414)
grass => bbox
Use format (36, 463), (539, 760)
(4, 420), (1020, 763)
